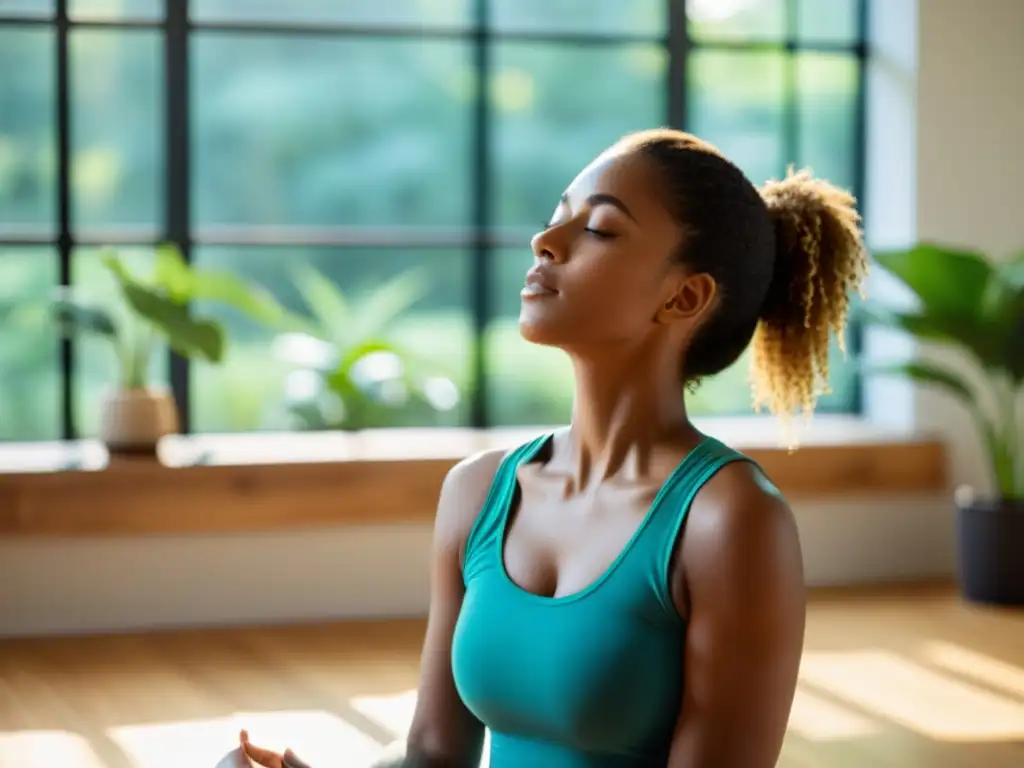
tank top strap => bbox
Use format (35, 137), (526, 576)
(462, 432), (551, 585)
(635, 436), (760, 618)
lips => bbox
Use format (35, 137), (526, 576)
(522, 267), (558, 298)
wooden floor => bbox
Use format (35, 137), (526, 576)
(1, 586), (1023, 767)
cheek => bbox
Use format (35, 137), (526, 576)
(518, 258), (660, 344)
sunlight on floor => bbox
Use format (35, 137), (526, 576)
(349, 689), (418, 737)
(800, 649), (1024, 741)
(5, 639), (1024, 767)
(106, 710), (382, 767)
(0, 730), (105, 768)
(786, 687), (881, 741)
(922, 640), (1024, 699)
(349, 690), (491, 767)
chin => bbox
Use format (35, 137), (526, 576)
(518, 309), (564, 347)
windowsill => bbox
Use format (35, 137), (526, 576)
(0, 416), (948, 537)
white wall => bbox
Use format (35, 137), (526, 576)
(913, 0), (1024, 496)
(0, 494), (952, 637)
(2, 0), (1021, 637)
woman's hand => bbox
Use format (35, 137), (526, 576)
(238, 729), (312, 768)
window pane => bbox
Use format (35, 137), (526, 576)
(490, 0), (664, 36)
(487, 247), (572, 426)
(688, 338), (858, 416)
(69, 0), (163, 21)
(191, 246), (472, 432)
(491, 43), (666, 227)
(191, 0), (469, 28)
(687, 50), (785, 186)
(192, 35), (472, 230)
(0, 248), (60, 441)
(71, 30), (163, 237)
(0, 27), (54, 237)
(0, 1), (51, 17)
(72, 247), (169, 438)
(687, 0), (785, 41)
(797, 53), (858, 193)
(797, 0), (859, 44)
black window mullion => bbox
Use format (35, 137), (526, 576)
(166, 0), (191, 432)
(470, 0), (491, 428)
(666, 0), (689, 129)
(783, 0), (799, 176)
(848, 0), (870, 414)
(56, 0), (74, 440)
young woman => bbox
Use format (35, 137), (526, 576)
(240, 128), (868, 768)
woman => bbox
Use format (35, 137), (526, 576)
(240, 128), (868, 767)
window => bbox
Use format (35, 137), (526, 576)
(0, 0), (866, 441)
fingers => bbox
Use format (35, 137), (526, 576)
(239, 729), (283, 768)
(283, 749), (312, 768)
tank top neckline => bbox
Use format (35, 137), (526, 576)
(493, 431), (717, 607)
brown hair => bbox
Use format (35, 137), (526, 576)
(619, 129), (868, 424)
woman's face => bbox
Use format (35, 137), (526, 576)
(519, 148), (713, 354)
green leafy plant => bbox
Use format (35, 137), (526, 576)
(51, 243), (294, 390)
(275, 264), (460, 430)
(867, 243), (1023, 498)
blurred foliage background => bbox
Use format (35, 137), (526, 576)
(0, 0), (862, 440)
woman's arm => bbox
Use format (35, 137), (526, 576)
(376, 449), (507, 768)
(667, 465), (806, 768)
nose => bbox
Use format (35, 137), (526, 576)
(531, 225), (566, 263)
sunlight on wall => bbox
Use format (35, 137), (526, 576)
(800, 649), (1024, 741)
(0, 730), (104, 768)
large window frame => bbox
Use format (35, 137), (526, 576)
(0, 0), (868, 440)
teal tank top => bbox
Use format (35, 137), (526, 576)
(451, 432), (758, 767)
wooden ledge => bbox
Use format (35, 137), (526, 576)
(0, 420), (948, 537)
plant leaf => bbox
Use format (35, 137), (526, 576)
(988, 258), (1024, 383)
(191, 270), (305, 330)
(288, 401), (335, 431)
(336, 339), (405, 375)
(121, 281), (225, 362)
(101, 249), (225, 362)
(293, 264), (350, 340)
(349, 269), (428, 343)
(870, 361), (976, 403)
(99, 249), (133, 283)
(51, 295), (118, 338)
(859, 305), (982, 345)
(153, 243), (194, 303)
(873, 243), (993, 319)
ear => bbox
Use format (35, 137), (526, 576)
(654, 272), (717, 325)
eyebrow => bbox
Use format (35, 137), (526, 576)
(559, 192), (637, 223)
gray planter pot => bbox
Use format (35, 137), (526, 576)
(956, 496), (1024, 606)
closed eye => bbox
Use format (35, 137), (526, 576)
(540, 220), (616, 239)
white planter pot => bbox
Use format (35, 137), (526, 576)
(98, 388), (179, 456)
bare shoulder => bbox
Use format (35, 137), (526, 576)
(432, 446), (512, 556)
(678, 460), (803, 602)
(688, 460), (795, 542)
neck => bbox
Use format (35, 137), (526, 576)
(566, 344), (694, 489)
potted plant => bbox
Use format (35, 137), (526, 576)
(868, 242), (1023, 605)
(52, 243), (293, 456)
(273, 264), (461, 430)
